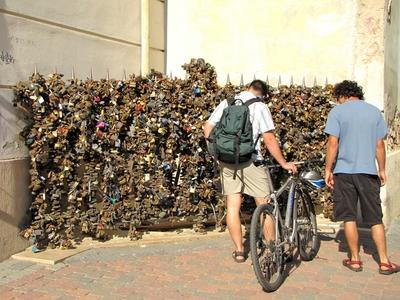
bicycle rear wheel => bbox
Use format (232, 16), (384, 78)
(296, 188), (320, 261)
(250, 203), (285, 292)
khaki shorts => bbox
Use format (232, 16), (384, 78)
(220, 161), (271, 198)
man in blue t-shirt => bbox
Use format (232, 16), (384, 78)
(325, 80), (399, 275)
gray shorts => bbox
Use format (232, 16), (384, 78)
(219, 161), (271, 198)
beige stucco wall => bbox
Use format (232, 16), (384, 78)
(0, 158), (30, 262)
(149, 0), (165, 72)
(0, 0), (141, 83)
(0, 0), (165, 260)
(382, 150), (400, 227)
(167, 0), (400, 227)
(382, 0), (400, 227)
(353, 0), (385, 110)
(167, 0), (385, 108)
(384, 0), (400, 119)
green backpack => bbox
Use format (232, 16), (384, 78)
(208, 97), (262, 167)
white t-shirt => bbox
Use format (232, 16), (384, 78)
(207, 91), (275, 160)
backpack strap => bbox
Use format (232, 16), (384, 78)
(227, 97), (246, 106)
(227, 97), (237, 106)
(244, 97), (263, 107)
(245, 97), (263, 154)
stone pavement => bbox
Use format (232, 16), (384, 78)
(1, 219), (400, 300)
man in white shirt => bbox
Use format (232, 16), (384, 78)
(203, 80), (297, 262)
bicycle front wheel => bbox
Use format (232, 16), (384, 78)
(250, 203), (285, 292)
(296, 188), (320, 261)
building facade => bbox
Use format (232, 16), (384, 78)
(1, 0), (399, 260)
(0, 0), (165, 261)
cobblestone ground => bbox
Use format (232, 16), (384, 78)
(1, 218), (400, 300)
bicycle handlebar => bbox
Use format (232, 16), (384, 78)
(264, 158), (324, 169)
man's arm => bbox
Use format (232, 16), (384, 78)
(203, 100), (227, 139)
(263, 132), (297, 173)
(325, 135), (339, 188)
(203, 121), (215, 139)
(376, 139), (386, 186)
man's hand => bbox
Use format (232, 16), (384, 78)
(325, 170), (334, 189)
(325, 135), (338, 189)
(282, 162), (297, 174)
(378, 170), (386, 186)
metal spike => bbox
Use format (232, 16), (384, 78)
(325, 76), (329, 86)
(313, 76), (317, 87)
(123, 69), (127, 81)
(34, 64), (37, 75)
(302, 76), (306, 88)
(169, 71), (173, 79)
(90, 68), (93, 80)
(253, 74), (256, 80)
(278, 76), (281, 87)
(106, 69), (110, 80)
(226, 73), (231, 85)
(240, 74), (244, 87)
(290, 75), (294, 86)
(266, 75), (269, 86)
(71, 67), (75, 80)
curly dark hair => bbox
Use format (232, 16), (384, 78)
(333, 80), (364, 100)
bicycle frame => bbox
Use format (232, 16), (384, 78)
(267, 171), (300, 248)
(251, 161), (323, 292)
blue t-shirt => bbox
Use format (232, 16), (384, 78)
(324, 100), (388, 175)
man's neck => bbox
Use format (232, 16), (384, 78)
(341, 96), (359, 104)
(347, 96), (359, 101)
(244, 90), (257, 97)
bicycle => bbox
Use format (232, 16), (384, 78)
(250, 159), (325, 292)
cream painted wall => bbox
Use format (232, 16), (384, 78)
(382, 0), (400, 227)
(149, 0), (166, 71)
(0, 0), (142, 84)
(167, 0), (400, 226)
(0, 0), (165, 260)
(353, 0), (385, 111)
(166, 0), (385, 108)
(0, 0), (142, 43)
(0, 0), (166, 158)
(0, 158), (30, 262)
(167, 0), (357, 85)
(384, 0), (400, 120)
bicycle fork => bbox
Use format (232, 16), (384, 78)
(284, 182), (298, 245)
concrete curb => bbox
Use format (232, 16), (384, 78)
(11, 229), (229, 265)
(11, 214), (341, 265)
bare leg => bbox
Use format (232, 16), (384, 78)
(226, 193), (244, 257)
(344, 221), (361, 267)
(371, 223), (390, 269)
(255, 197), (275, 242)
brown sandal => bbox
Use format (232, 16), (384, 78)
(232, 251), (246, 263)
(342, 259), (363, 272)
(379, 262), (400, 275)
